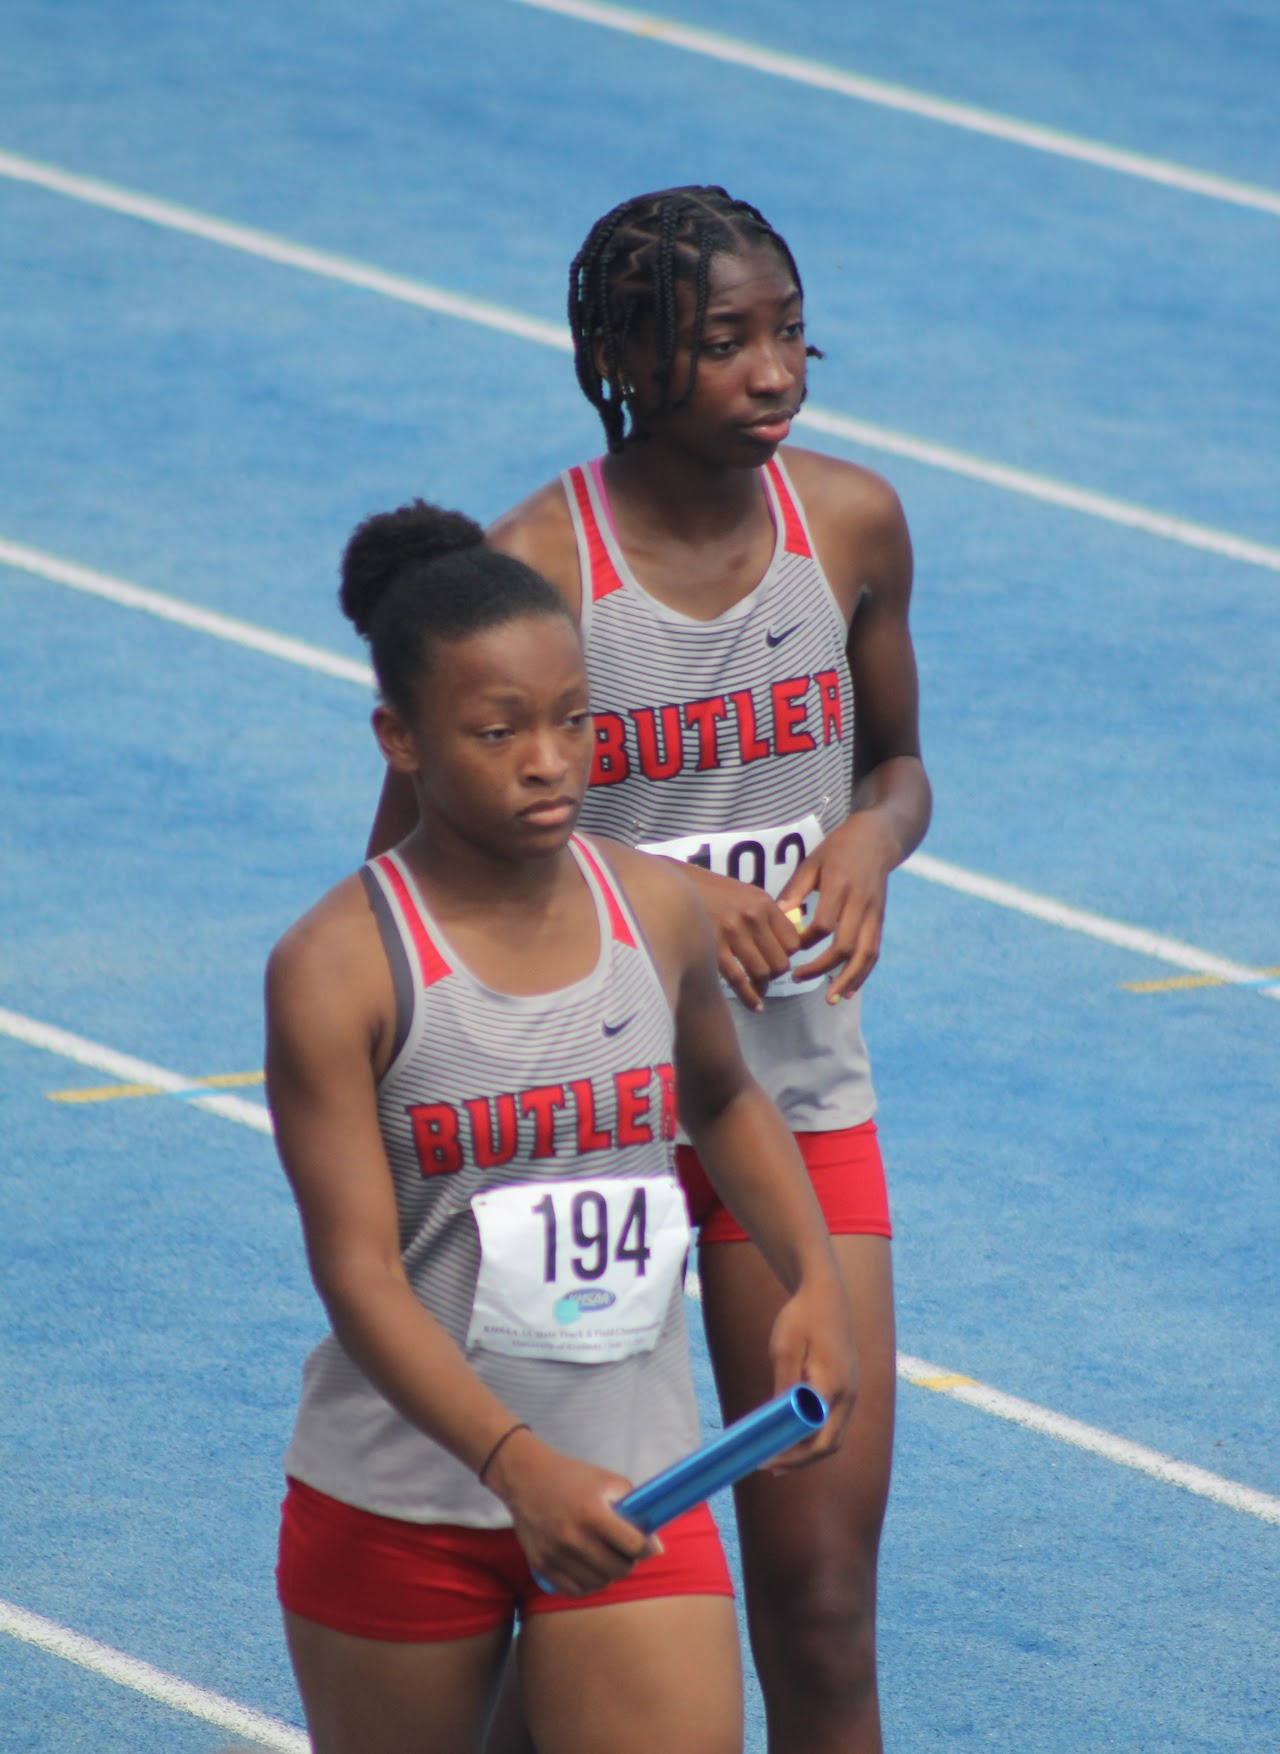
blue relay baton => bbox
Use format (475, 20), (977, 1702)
(535, 1384), (828, 1589)
(613, 1383), (828, 1534)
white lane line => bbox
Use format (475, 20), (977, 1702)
(905, 853), (1280, 1001)
(0, 538), (374, 687)
(2, 148), (1279, 578)
(0, 1597), (307, 1751)
(4, 540), (1276, 1003)
(511, 0), (1280, 220)
(0, 150), (570, 353)
(0, 1007), (274, 1134)
(795, 407), (1280, 577)
(680, 1274), (1279, 1527)
(896, 1354), (1280, 1527)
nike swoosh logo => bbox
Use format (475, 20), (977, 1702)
(765, 622), (802, 648)
(602, 1014), (635, 1037)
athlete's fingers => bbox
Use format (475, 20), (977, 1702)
(788, 894), (883, 994)
(726, 966), (765, 1012)
(826, 942), (879, 1001)
(732, 925), (789, 986)
(736, 892), (801, 970)
(793, 932), (877, 997)
(598, 1498), (663, 1566)
(718, 909), (801, 1008)
(825, 906), (884, 1000)
(524, 1513), (657, 1595)
(774, 857), (818, 922)
(716, 942), (767, 1011)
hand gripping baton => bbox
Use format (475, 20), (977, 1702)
(613, 1383), (829, 1534)
(535, 1383), (827, 1590)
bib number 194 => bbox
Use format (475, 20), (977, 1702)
(467, 1175), (690, 1364)
(531, 1185), (651, 1283)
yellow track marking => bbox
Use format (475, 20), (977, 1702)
(1123, 966), (1280, 993)
(911, 1372), (978, 1391)
(48, 1069), (264, 1103)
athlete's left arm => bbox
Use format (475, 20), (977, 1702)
(603, 843), (858, 1462)
(776, 451), (933, 1000)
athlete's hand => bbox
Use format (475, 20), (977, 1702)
(483, 1428), (659, 1595)
(765, 1272), (858, 1469)
(673, 862), (802, 1013)
(776, 812), (900, 1003)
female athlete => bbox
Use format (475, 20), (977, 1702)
(269, 498), (857, 1754)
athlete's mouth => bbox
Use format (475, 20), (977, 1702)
(519, 797), (579, 822)
(740, 408), (797, 436)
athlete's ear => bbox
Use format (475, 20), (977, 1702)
(372, 704), (419, 773)
(591, 328), (612, 387)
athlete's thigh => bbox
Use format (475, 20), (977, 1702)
(519, 1594), (744, 1754)
(699, 1234), (896, 1580)
(284, 1608), (511, 1754)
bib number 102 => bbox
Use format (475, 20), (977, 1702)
(638, 814), (822, 902)
(684, 831), (805, 891)
(531, 1187), (651, 1283)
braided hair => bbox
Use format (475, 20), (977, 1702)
(340, 500), (572, 718)
(568, 185), (818, 452)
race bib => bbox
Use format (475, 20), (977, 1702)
(639, 812), (825, 1000)
(467, 1175), (691, 1364)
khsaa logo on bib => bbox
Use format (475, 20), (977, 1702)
(554, 1287), (618, 1324)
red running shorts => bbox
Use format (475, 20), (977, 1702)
(277, 1476), (733, 1641)
(676, 1118), (892, 1243)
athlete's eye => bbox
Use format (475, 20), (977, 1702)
(780, 320), (806, 341)
(475, 725), (513, 743)
(565, 710), (592, 731)
(701, 337), (738, 358)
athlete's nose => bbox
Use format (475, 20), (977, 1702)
(747, 338), (795, 395)
(524, 723), (570, 783)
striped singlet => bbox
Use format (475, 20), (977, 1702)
(283, 837), (701, 1528)
(565, 453), (875, 1132)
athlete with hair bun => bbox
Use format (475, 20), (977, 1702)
(270, 498), (856, 1754)
(374, 185), (932, 1753)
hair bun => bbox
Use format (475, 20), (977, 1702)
(340, 499), (484, 636)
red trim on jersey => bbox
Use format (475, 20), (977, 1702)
(568, 466), (626, 602)
(573, 837), (637, 948)
(374, 856), (452, 987)
(766, 458), (812, 557)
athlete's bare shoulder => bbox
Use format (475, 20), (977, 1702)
(778, 444), (912, 620)
(487, 478), (582, 617)
(270, 871), (371, 960)
(266, 872), (394, 1063)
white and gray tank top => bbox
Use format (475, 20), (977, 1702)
(283, 836), (701, 1526)
(566, 453), (875, 1132)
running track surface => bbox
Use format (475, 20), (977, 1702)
(1, 3), (1276, 1750)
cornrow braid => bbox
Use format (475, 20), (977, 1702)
(567, 185), (815, 452)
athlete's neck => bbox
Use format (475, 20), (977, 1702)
(602, 445), (766, 544)
(401, 829), (598, 994)
(402, 825), (571, 919)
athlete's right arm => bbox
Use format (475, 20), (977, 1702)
(264, 887), (655, 1593)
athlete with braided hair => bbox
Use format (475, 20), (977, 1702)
(371, 185), (931, 1753)
(567, 186), (814, 458)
